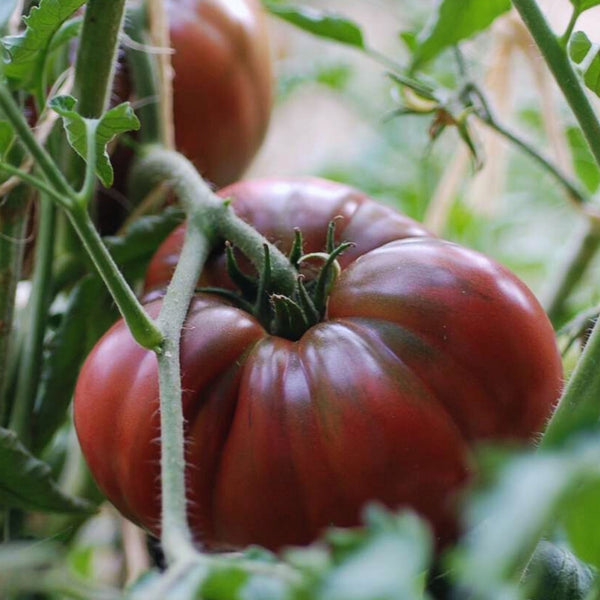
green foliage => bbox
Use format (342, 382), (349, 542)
(128, 508), (432, 600)
(452, 435), (600, 596)
(570, 0), (600, 12)
(0, 427), (93, 513)
(31, 276), (112, 453)
(49, 95), (140, 187)
(2, 0), (85, 89)
(566, 125), (600, 193)
(411, 0), (511, 69)
(522, 541), (595, 600)
(263, 3), (364, 49)
(569, 31), (600, 98)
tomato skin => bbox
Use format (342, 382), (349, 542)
(168, 0), (272, 187)
(143, 177), (432, 297)
(75, 178), (562, 550)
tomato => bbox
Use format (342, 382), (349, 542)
(74, 178), (562, 551)
(167, 0), (272, 187)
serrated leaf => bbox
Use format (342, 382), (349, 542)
(570, 0), (600, 12)
(523, 541), (594, 600)
(264, 3), (364, 49)
(569, 31), (600, 98)
(2, 0), (86, 88)
(0, 426), (93, 513)
(412, 0), (511, 69)
(49, 95), (140, 187)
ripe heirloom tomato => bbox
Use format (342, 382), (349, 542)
(74, 178), (563, 551)
(168, 0), (272, 187)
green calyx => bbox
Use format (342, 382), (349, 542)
(198, 221), (354, 340)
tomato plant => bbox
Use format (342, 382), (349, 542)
(74, 178), (562, 551)
(6, 0), (600, 597)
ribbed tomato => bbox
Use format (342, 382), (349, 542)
(74, 178), (562, 551)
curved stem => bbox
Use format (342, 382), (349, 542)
(133, 147), (298, 296)
(541, 308), (600, 448)
(0, 162), (69, 208)
(465, 83), (589, 206)
(512, 0), (600, 169)
(9, 196), (55, 446)
(66, 205), (163, 351)
(0, 85), (73, 201)
(543, 220), (600, 323)
(559, 7), (579, 48)
(73, 0), (127, 118)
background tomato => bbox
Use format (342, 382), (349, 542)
(167, 0), (272, 187)
(96, 0), (272, 233)
(75, 178), (562, 551)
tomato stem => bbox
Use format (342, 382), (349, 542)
(155, 221), (212, 561)
(67, 204), (164, 352)
(73, 0), (127, 118)
(512, 0), (600, 170)
(0, 185), (31, 424)
(9, 198), (55, 446)
(512, 0), (600, 446)
(132, 146), (298, 297)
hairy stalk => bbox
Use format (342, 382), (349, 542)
(155, 224), (211, 562)
(67, 204), (163, 351)
(9, 197), (55, 445)
(510, 0), (600, 448)
(73, 0), (127, 118)
(133, 147), (298, 295)
(0, 185), (30, 422)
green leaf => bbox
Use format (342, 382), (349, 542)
(412, 0), (511, 69)
(2, 0), (86, 89)
(0, 426), (93, 513)
(452, 436), (600, 595)
(200, 565), (249, 598)
(0, 121), (14, 157)
(49, 95), (140, 187)
(522, 541), (595, 600)
(48, 16), (83, 53)
(570, 0), (600, 12)
(566, 125), (600, 193)
(317, 508), (432, 600)
(569, 31), (600, 98)
(263, 3), (364, 49)
(32, 276), (112, 453)
(103, 206), (185, 273)
(563, 479), (600, 568)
